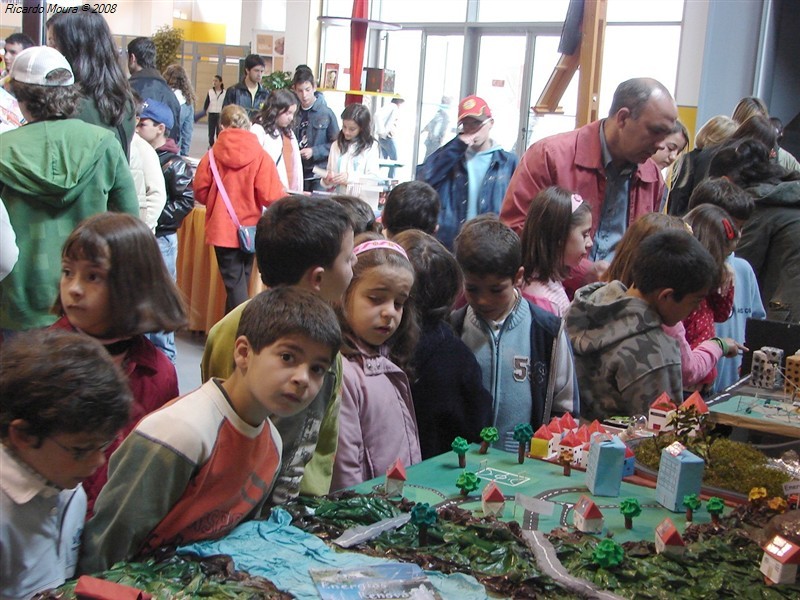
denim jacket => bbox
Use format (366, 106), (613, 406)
(418, 136), (518, 249)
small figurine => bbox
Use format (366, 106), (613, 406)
(573, 495), (604, 533)
(706, 496), (725, 525)
(478, 427), (499, 454)
(682, 493), (701, 522)
(513, 423), (534, 464)
(384, 459), (407, 497)
(456, 471), (480, 496)
(410, 502), (438, 546)
(481, 481), (505, 517)
(619, 498), (642, 530)
(558, 449), (573, 476)
(558, 431), (582, 465)
(761, 535), (800, 585)
(592, 538), (624, 568)
(451, 436), (469, 468)
(654, 518), (686, 556)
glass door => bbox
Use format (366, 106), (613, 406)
(416, 35), (464, 170)
(474, 34), (528, 154)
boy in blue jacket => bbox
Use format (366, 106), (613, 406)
(451, 216), (578, 452)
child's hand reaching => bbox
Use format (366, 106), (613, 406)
(719, 337), (747, 358)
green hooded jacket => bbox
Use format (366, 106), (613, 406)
(0, 119), (138, 330)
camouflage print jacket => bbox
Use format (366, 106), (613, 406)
(565, 281), (682, 421)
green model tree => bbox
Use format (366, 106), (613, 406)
(592, 538), (625, 568)
(456, 471), (480, 497)
(410, 502), (438, 546)
(451, 436), (469, 468)
(683, 494), (702, 522)
(478, 427), (499, 454)
(513, 423), (534, 464)
(619, 498), (642, 530)
(707, 496), (725, 525)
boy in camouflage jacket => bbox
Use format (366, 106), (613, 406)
(566, 229), (717, 421)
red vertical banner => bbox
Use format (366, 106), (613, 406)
(346, 0), (369, 106)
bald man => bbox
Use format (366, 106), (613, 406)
(500, 78), (677, 271)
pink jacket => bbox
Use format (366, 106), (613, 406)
(500, 119), (665, 235)
(331, 342), (421, 490)
(662, 321), (723, 388)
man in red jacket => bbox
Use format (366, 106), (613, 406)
(500, 78), (677, 283)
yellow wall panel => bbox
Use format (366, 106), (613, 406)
(173, 18), (226, 45)
(677, 105), (698, 149)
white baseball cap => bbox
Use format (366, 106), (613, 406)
(10, 46), (74, 87)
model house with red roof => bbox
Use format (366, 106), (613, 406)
(576, 425), (591, 444)
(680, 391), (709, 415)
(558, 431), (583, 465)
(648, 392), (677, 431)
(559, 412), (578, 432)
(622, 444), (636, 477)
(760, 535), (800, 584)
(655, 518), (686, 556)
(530, 424), (557, 458)
(573, 495), (604, 533)
(585, 434), (625, 496)
(481, 481), (506, 517)
(588, 420), (605, 436)
(547, 417), (564, 439)
(385, 458), (407, 496)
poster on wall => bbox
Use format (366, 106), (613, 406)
(254, 30), (285, 74)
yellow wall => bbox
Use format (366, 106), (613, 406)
(677, 105), (698, 149)
(173, 18), (226, 45)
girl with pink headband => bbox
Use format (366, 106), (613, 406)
(331, 234), (421, 490)
(519, 186), (593, 316)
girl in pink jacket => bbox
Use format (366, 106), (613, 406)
(331, 235), (421, 490)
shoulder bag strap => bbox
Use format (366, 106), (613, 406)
(208, 149), (241, 229)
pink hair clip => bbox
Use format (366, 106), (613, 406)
(353, 239), (409, 260)
(571, 193), (584, 212)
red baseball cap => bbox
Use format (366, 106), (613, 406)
(458, 95), (492, 122)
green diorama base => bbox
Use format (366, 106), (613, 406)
(352, 444), (729, 544)
(634, 432), (791, 498)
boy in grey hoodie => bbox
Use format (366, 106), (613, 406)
(566, 229), (716, 421)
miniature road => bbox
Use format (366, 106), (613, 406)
(521, 530), (627, 600)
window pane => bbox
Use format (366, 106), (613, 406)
(607, 0), (684, 23)
(323, 0), (360, 19)
(478, 0), (570, 23)
(382, 29), (424, 182)
(475, 35), (528, 152)
(379, 0), (468, 23)
(598, 25), (681, 117)
(526, 35), (579, 147)
(418, 36), (464, 165)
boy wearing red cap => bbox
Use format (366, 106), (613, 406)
(418, 95), (518, 249)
